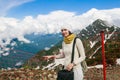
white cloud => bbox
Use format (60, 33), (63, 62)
(0, 0), (34, 16)
(0, 8), (120, 55)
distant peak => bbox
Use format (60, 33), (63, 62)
(92, 19), (107, 26)
(95, 19), (104, 22)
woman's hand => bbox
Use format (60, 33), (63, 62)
(66, 63), (74, 71)
(42, 55), (55, 60)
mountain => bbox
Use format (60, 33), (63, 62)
(23, 19), (120, 69)
(78, 19), (120, 66)
(0, 33), (62, 69)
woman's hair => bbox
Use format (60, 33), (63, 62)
(69, 31), (72, 35)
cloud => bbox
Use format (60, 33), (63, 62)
(0, 8), (120, 55)
(0, 0), (34, 16)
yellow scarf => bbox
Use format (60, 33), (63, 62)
(64, 34), (76, 44)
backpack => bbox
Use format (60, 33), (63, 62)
(73, 37), (88, 73)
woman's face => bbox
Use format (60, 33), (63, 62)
(61, 29), (69, 37)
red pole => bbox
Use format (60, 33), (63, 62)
(100, 31), (106, 80)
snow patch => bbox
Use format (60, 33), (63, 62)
(88, 65), (103, 69)
(116, 58), (120, 65)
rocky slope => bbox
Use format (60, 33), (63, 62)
(0, 65), (120, 80)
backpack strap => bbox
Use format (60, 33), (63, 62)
(71, 37), (78, 63)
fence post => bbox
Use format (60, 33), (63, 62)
(100, 31), (106, 80)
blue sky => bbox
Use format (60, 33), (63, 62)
(3, 0), (120, 18)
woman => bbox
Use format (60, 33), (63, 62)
(43, 27), (86, 80)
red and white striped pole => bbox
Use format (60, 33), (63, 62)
(100, 31), (106, 80)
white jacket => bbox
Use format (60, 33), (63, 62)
(56, 38), (86, 68)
